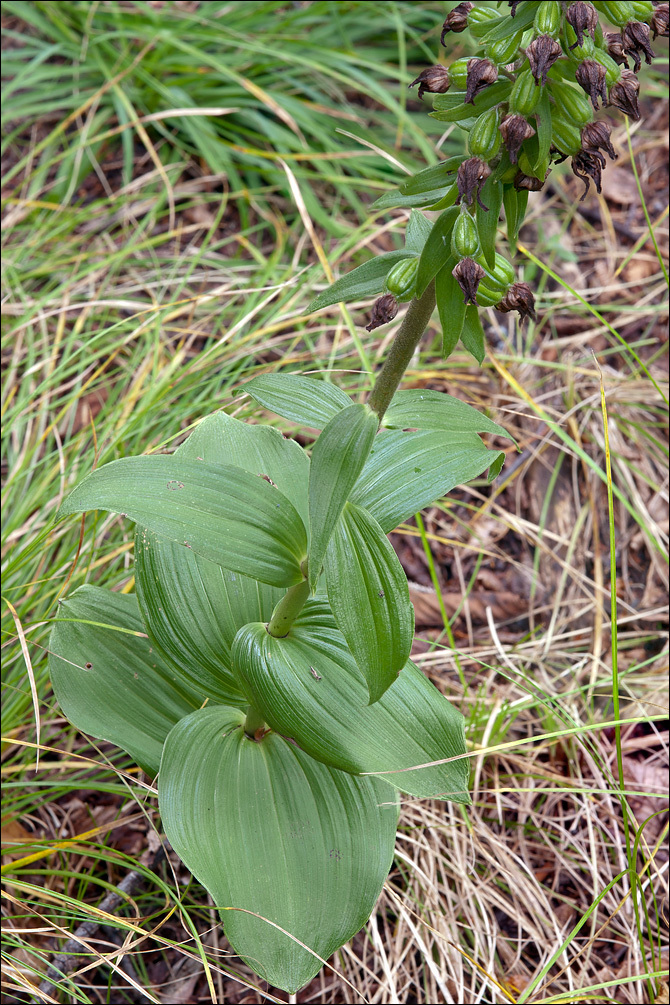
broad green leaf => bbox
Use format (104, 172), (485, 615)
(58, 456), (307, 588)
(135, 528), (277, 703)
(430, 82), (512, 122)
(308, 404), (378, 591)
(477, 2), (536, 41)
(307, 251), (414, 312)
(399, 158), (460, 196)
(159, 706), (398, 993)
(238, 373), (351, 431)
(435, 260), (465, 359)
(460, 304), (486, 365)
(324, 502), (413, 704)
(370, 187), (451, 211)
(48, 586), (201, 775)
(383, 389), (510, 440)
(503, 185), (523, 251)
(415, 207), (459, 297)
(534, 89), (553, 166)
(232, 616), (470, 800)
(404, 209), (433, 254)
(350, 429), (504, 533)
(477, 176), (503, 269)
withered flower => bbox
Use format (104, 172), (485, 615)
(508, 0), (522, 15)
(581, 120), (617, 160)
(452, 258), (486, 306)
(609, 69), (641, 119)
(365, 294), (398, 332)
(409, 65), (451, 99)
(621, 20), (655, 72)
(651, 4), (669, 39)
(575, 59), (608, 109)
(572, 148), (606, 199)
(499, 114), (536, 165)
(605, 32), (628, 67)
(514, 171), (546, 192)
(465, 58), (498, 105)
(526, 35), (563, 85)
(496, 282), (536, 322)
(566, 1), (599, 48)
(440, 1), (473, 43)
(456, 156), (492, 210)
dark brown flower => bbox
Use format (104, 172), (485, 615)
(440, 1), (473, 43)
(566, 1), (599, 48)
(572, 148), (606, 199)
(465, 58), (498, 105)
(575, 59), (608, 110)
(365, 294), (398, 331)
(605, 32), (629, 67)
(651, 4), (669, 39)
(609, 69), (641, 119)
(621, 20), (655, 72)
(409, 65), (451, 99)
(456, 157), (492, 210)
(581, 120), (617, 160)
(514, 171), (546, 191)
(453, 258), (486, 306)
(499, 114), (536, 165)
(526, 34), (563, 85)
(508, 0), (522, 14)
(496, 282), (536, 322)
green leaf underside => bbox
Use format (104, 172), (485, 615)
(307, 250), (414, 312)
(232, 617), (470, 800)
(477, 3), (536, 41)
(58, 455), (307, 588)
(350, 429), (502, 533)
(435, 262), (466, 360)
(239, 373), (352, 431)
(477, 177), (503, 269)
(460, 304), (487, 365)
(325, 502), (413, 704)
(371, 187), (452, 211)
(416, 207), (459, 297)
(535, 89), (553, 166)
(133, 412), (310, 701)
(48, 587), (202, 775)
(404, 209), (434, 253)
(399, 158), (460, 196)
(160, 707), (398, 993)
(430, 81), (512, 122)
(383, 389), (510, 440)
(308, 404), (378, 591)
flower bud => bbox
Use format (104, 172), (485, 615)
(651, 4), (669, 39)
(499, 114), (536, 164)
(509, 67), (542, 116)
(496, 282), (536, 321)
(621, 20), (655, 71)
(384, 258), (419, 302)
(581, 119), (617, 159)
(365, 293), (398, 331)
(440, 1), (473, 43)
(526, 34), (563, 85)
(566, 2), (599, 47)
(534, 0), (562, 37)
(465, 58), (498, 105)
(608, 68), (641, 118)
(575, 59), (608, 109)
(456, 157), (492, 210)
(605, 31), (629, 66)
(409, 65), (451, 99)
(468, 106), (502, 160)
(452, 258), (486, 305)
(451, 209), (481, 259)
(572, 148), (606, 198)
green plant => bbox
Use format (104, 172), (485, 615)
(47, 0), (665, 995)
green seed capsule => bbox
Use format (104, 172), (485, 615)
(593, 1), (635, 26)
(518, 150), (550, 179)
(468, 106), (502, 160)
(548, 81), (594, 127)
(451, 210), (481, 259)
(509, 66), (542, 116)
(534, 0), (562, 37)
(448, 57), (471, 89)
(630, 0), (654, 16)
(384, 257), (419, 302)
(476, 283), (507, 307)
(550, 114), (582, 156)
(467, 5), (500, 29)
(596, 49), (624, 86)
(485, 31), (524, 67)
(478, 252), (516, 288)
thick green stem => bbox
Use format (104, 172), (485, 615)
(244, 705), (267, 739)
(267, 577), (310, 637)
(367, 280), (437, 422)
